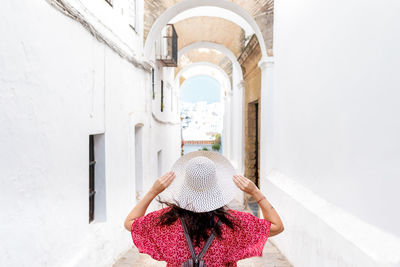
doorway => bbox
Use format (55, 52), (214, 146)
(245, 100), (260, 187)
(135, 124), (144, 202)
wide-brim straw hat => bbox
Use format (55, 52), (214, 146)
(159, 151), (241, 213)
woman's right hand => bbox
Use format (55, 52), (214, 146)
(150, 171), (176, 196)
(124, 171), (176, 231)
(233, 174), (259, 196)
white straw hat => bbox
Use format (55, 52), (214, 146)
(159, 151), (241, 212)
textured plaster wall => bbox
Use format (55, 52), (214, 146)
(267, 0), (400, 266)
(0, 1), (180, 266)
(274, 0), (400, 238)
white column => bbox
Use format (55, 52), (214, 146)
(222, 94), (230, 158)
(230, 81), (246, 173)
(258, 56), (275, 182)
(236, 80), (246, 174)
(233, 86), (241, 170)
(228, 90), (235, 163)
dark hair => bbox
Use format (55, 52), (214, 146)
(157, 199), (239, 247)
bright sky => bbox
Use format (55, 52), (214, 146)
(180, 75), (221, 103)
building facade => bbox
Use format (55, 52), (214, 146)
(0, 1), (181, 266)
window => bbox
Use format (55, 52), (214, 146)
(135, 124), (144, 202)
(105, 0), (113, 7)
(161, 80), (164, 112)
(89, 134), (106, 223)
(152, 68), (155, 99)
(157, 150), (163, 178)
(89, 136), (95, 223)
(156, 24), (178, 67)
(128, 0), (137, 30)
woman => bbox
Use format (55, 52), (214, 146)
(124, 151), (284, 266)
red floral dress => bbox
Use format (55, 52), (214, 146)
(131, 207), (271, 266)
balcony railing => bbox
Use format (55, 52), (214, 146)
(156, 24), (178, 67)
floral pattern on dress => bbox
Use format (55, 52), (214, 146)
(131, 207), (271, 267)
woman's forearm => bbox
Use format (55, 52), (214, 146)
(252, 189), (284, 236)
(124, 190), (157, 231)
(124, 171), (176, 231)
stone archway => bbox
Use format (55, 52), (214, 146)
(175, 61), (231, 97)
(145, 0), (275, 193)
(175, 61), (234, 162)
(179, 41), (243, 81)
(177, 42), (248, 169)
(144, 0), (268, 58)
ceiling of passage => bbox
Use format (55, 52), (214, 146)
(169, 6), (255, 38)
(144, 0), (274, 54)
(174, 17), (245, 57)
(175, 48), (233, 83)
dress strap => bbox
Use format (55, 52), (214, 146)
(180, 217), (222, 261)
(198, 220), (221, 259)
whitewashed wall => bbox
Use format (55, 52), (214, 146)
(264, 0), (400, 266)
(0, 1), (180, 266)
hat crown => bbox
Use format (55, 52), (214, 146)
(185, 156), (216, 192)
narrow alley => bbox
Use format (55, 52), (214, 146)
(1, 0), (400, 267)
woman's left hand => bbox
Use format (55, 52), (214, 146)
(233, 174), (259, 195)
(150, 171), (176, 196)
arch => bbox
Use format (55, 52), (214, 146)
(170, 6), (254, 37)
(174, 17), (244, 56)
(144, 0), (267, 59)
(180, 75), (222, 104)
(175, 61), (231, 89)
(179, 41), (243, 80)
(175, 62), (231, 99)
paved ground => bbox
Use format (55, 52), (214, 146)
(113, 240), (292, 267)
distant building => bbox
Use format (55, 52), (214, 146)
(181, 101), (223, 140)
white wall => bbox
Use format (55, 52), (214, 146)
(0, 1), (180, 266)
(265, 0), (400, 266)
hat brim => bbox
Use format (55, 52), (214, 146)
(159, 151), (241, 212)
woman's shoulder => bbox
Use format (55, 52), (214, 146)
(226, 209), (252, 216)
(144, 206), (171, 218)
(131, 207), (172, 228)
(225, 209), (271, 229)
(226, 209), (260, 220)
(148, 207), (171, 217)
